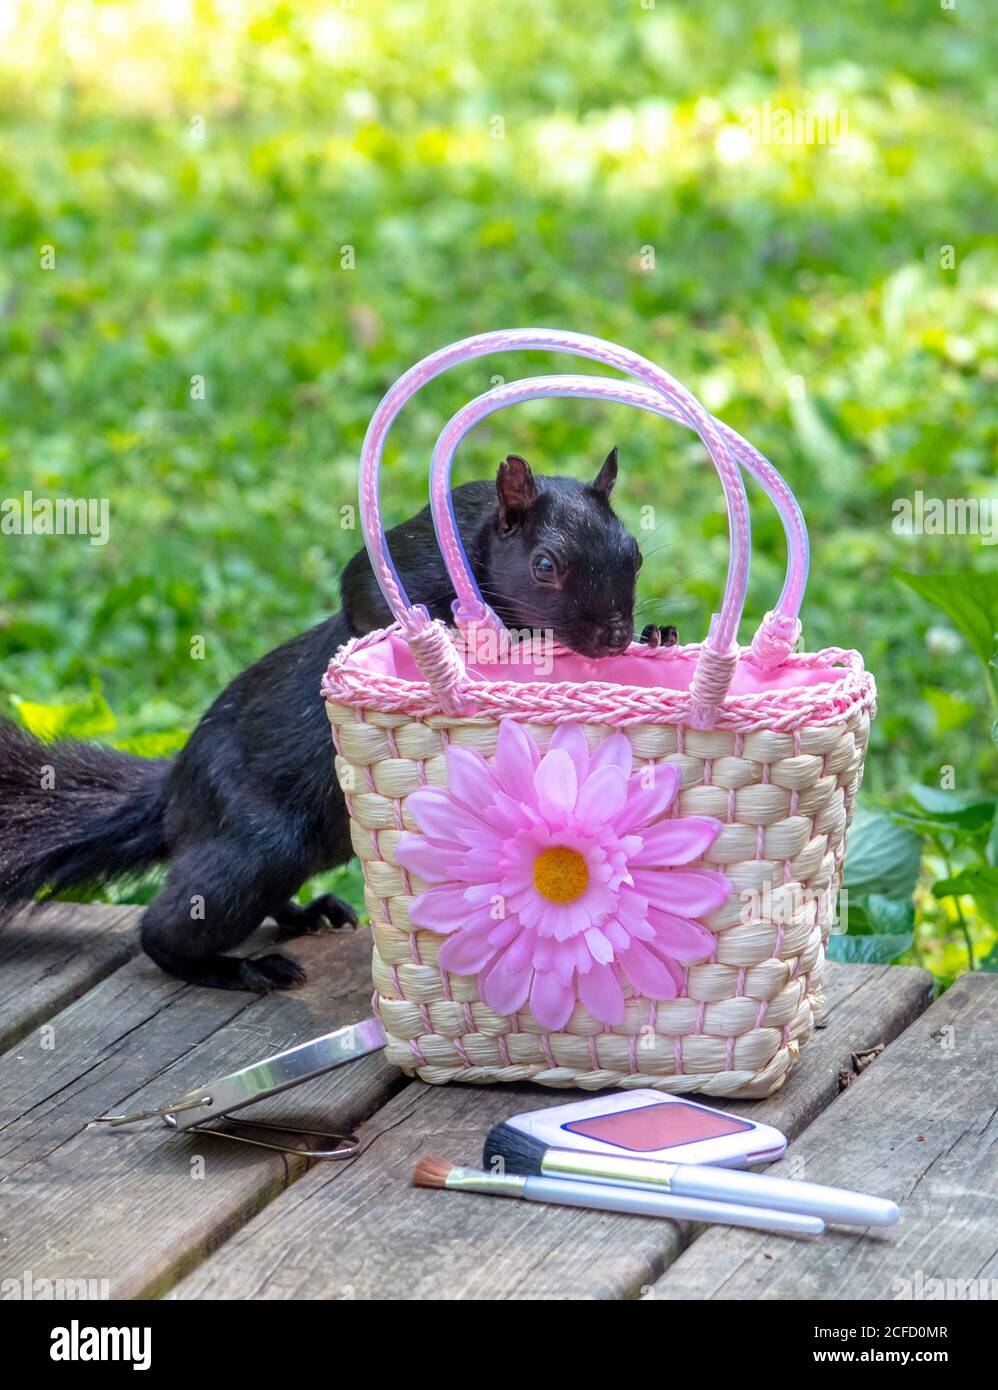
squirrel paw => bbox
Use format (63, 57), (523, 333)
(239, 952), (308, 992)
(274, 893), (360, 938)
(639, 624), (679, 648)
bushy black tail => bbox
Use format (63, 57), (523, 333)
(0, 718), (172, 920)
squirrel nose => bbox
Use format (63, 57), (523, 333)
(596, 621), (633, 653)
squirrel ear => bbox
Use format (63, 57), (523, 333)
(591, 446), (618, 500)
(496, 455), (537, 533)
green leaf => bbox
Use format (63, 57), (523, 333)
(931, 866), (998, 904)
(887, 787), (998, 837)
(298, 860), (368, 923)
(897, 571), (998, 669)
(842, 899), (872, 933)
(987, 818), (998, 869)
(865, 893), (916, 934)
(0, 619), (59, 655)
(113, 730), (188, 758)
(843, 810), (923, 898)
(12, 692), (117, 741)
(789, 394), (857, 478)
(910, 784), (994, 818)
(922, 687), (975, 734)
(979, 943), (998, 974)
(911, 783), (995, 822)
(839, 893), (913, 937)
(826, 933), (913, 965)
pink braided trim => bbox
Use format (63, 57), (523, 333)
(750, 610), (804, 669)
(322, 627), (877, 734)
(398, 607), (476, 717)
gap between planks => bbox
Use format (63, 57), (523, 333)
(168, 962), (933, 1302)
(646, 971), (998, 1301)
(0, 902), (141, 1053)
(0, 921), (404, 1299)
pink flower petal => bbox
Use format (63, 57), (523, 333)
(614, 885), (652, 934)
(510, 889), (544, 929)
(614, 909), (656, 943)
(497, 863), (534, 896)
(619, 939), (681, 1000)
(642, 940), (689, 992)
(408, 885), (493, 934)
(445, 744), (501, 811)
(459, 882), (501, 912)
(503, 925), (537, 973)
(481, 946), (533, 1014)
(554, 948), (577, 985)
(407, 788), (493, 844)
(494, 719), (540, 802)
(438, 927), (499, 974)
(589, 732), (633, 778)
(394, 836), (464, 883)
(549, 724), (590, 785)
(647, 909), (716, 961)
(584, 925), (615, 965)
(534, 747), (578, 822)
(485, 791), (533, 836)
(530, 969), (576, 1029)
(533, 936), (558, 971)
(458, 850), (512, 883)
(545, 901), (579, 941)
(603, 919), (630, 951)
(455, 822), (505, 851)
(576, 763), (628, 822)
(611, 763), (680, 832)
(631, 868), (731, 916)
(578, 962), (625, 1024)
(568, 901), (596, 938)
(630, 816), (723, 868)
(487, 915), (522, 949)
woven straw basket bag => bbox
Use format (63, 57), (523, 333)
(323, 330), (877, 1099)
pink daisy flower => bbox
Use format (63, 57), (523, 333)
(394, 720), (731, 1030)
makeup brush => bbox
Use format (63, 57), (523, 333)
(483, 1125), (900, 1229)
(412, 1157), (825, 1236)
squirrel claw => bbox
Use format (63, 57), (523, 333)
(239, 953), (308, 992)
(640, 624), (679, 649)
(274, 893), (360, 939)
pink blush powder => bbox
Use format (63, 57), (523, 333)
(562, 1101), (754, 1153)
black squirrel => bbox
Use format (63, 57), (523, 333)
(0, 450), (671, 992)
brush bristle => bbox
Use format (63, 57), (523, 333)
(412, 1155), (454, 1189)
(482, 1122), (548, 1176)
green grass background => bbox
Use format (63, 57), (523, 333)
(0, 0), (995, 980)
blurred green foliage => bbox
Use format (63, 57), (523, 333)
(0, 1), (995, 979)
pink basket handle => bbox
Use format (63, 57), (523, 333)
(358, 329), (751, 726)
(430, 374), (807, 669)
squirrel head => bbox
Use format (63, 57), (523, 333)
(483, 448), (641, 658)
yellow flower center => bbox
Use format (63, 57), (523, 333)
(533, 846), (589, 903)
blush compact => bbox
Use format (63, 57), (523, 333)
(503, 1089), (787, 1169)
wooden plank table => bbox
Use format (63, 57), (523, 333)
(1, 902), (991, 1302)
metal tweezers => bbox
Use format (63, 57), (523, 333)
(95, 1016), (387, 1159)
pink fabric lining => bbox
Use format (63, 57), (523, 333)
(337, 632), (850, 693)
(322, 626), (877, 732)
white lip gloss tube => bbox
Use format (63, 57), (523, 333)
(541, 1151), (900, 1227)
(442, 1166), (825, 1236)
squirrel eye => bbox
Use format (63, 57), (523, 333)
(531, 553), (556, 582)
